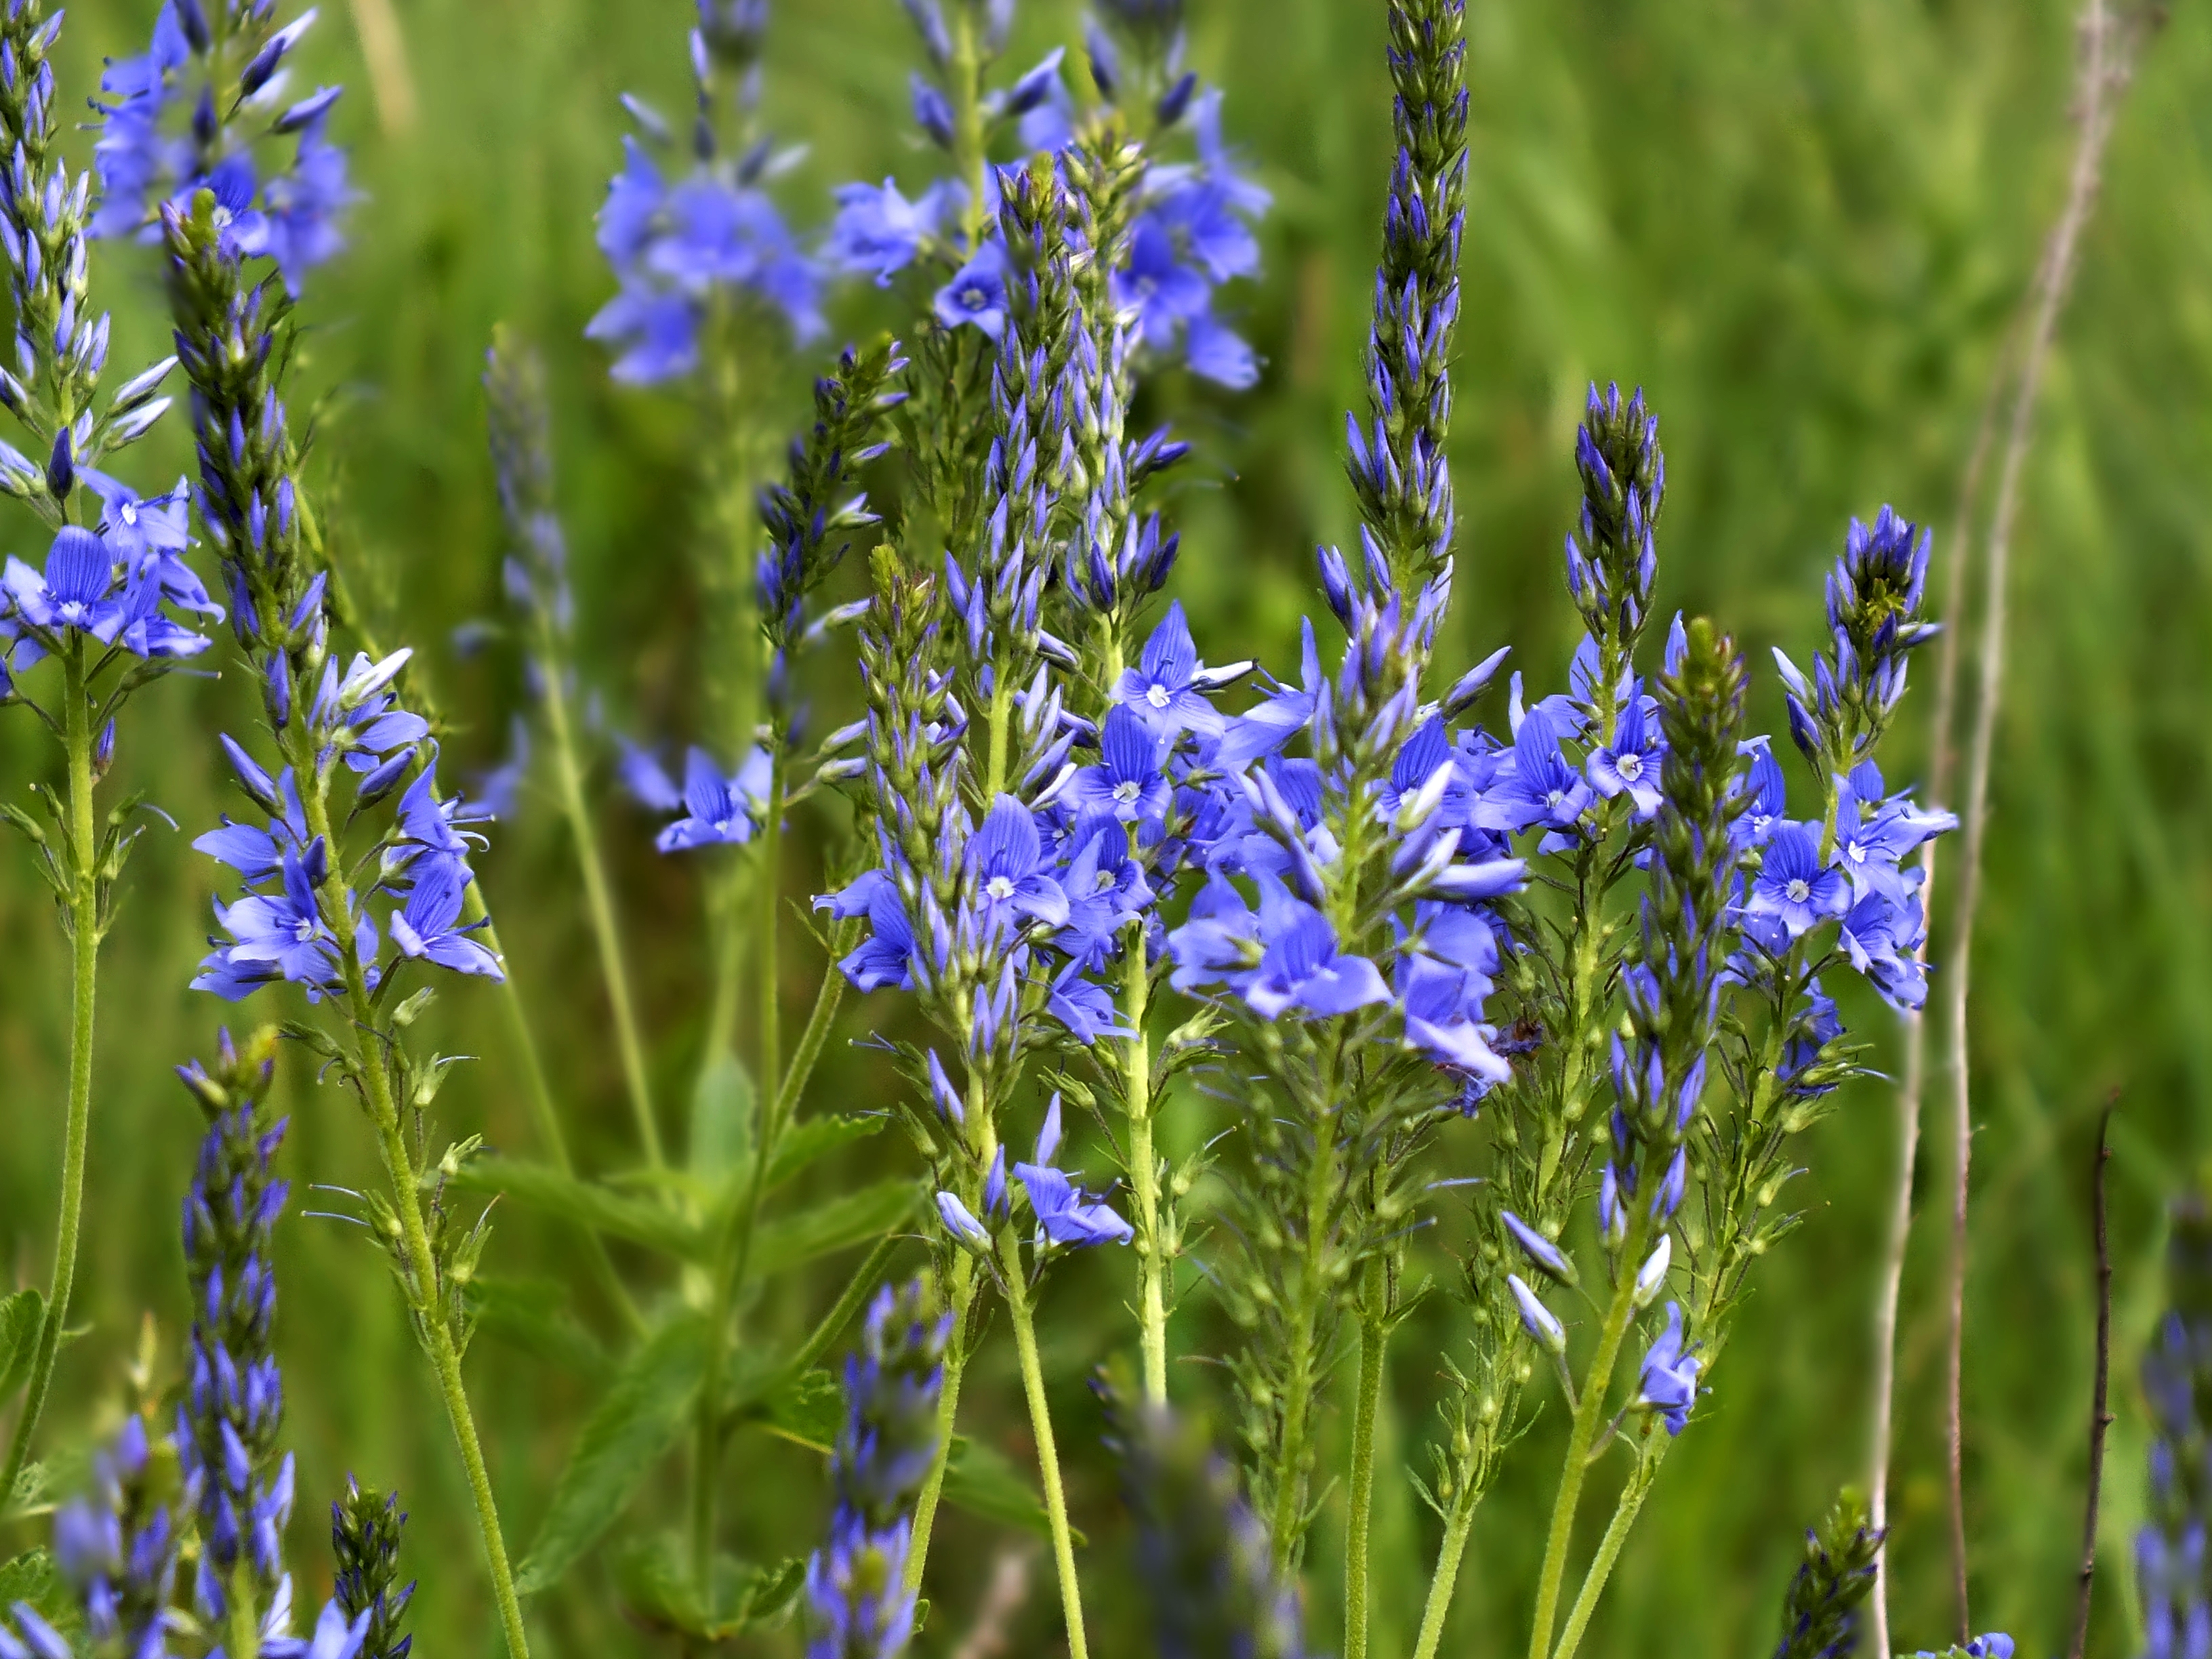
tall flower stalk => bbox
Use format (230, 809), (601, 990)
(0, 0), (210, 1511)
(164, 194), (530, 1659)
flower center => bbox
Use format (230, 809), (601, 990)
(1094, 869), (1115, 892)
(1546, 789), (1566, 811)
(120, 501), (138, 527)
(1113, 780), (1141, 804)
(1785, 878), (1810, 904)
(985, 875), (1015, 901)
(57, 601), (85, 625)
(1845, 839), (1866, 863)
(1616, 753), (1641, 779)
(291, 916), (317, 943)
(1145, 682), (1171, 710)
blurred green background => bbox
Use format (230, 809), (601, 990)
(3, 0), (2209, 1654)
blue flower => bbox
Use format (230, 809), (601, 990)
(389, 855), (502, 979)
(1396, 903), (1510, 1087)
(826, 176), (956, 283)
(1052, 823), (1152, 971)
(966, 795), (1068, 929)
(5, 527), (127, 642)
(1746, 823), (1847, 941)
(1634, 1302), (1699, 1435)
(655, 746), (774, 851)
(1014, 1162), (1134, 1248)
(1113, 600), (1242, 737)
(825, 870), (918, 994)
(1480, 705), (1592, 838)
(1508, 1273), (1565, 1353)
(933, 240), (1009, 338)
(1063, 705), (1172, 825)
(1238, 877), (1389, 1019)
(194, 839), (381, 1005)
(1586, 688), (1664, 818)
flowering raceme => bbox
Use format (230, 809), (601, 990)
(93, 0), (352, 289)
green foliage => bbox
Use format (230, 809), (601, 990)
(517, 1313), (711, 1595)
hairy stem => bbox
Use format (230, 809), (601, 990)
(1122, 926), (1167, 1403)
(294, 739), (531, 1659)
(1549, 1446), (1665, 1659)
(1941, 0), (2133, 1634)
(540, 614), (661, 1169)
(905, 1248), (979, 1595)
(1000, 1238), (1090, 1659)
(1410, 1484), (1479, 1659)
(1344, 1263), (1389, 1659)
(1528, 1208), (1652, 1659)
(0, 643), (99, 1512)
(1267, 1076), (1341, 1569)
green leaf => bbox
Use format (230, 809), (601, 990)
(688, 1055), (755, 1185)
(750, 1179), (921, 1280)
(0, 1289), (45, 1404)
(765, 1113), (884, 1190)
(943, 1435), (1066, 1543)
(515, 1313), (709, 1595)
(453, 1156), (705, 1262)
(0, 1549), (77, 1641)
(613, 1533), (803, 1641)
(466, 1277), (608, 1380)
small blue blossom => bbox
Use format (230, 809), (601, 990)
(1746, 823), (1848, 941)
(1014, 1162), (1134, 1248)
(1063, 705), (1171, 825)
(388, 855), (502, 979)
(933, 240), (1009, 338)
(1634, 1302), (1700, 1436)
(655, 747), (774, 851)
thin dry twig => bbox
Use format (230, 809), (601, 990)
(1940, 0), (2147, 1637)
(1864, 294), (2015, 1659)
(2067, 1099), (2118, 1659)
(951, 1545), (1038, 1659)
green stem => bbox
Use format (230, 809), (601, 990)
(1410, 1485), (1480, 1659)
(1344, 1264), (1388, 1659)
(226, 1565), (260, 1659)
(1549, 1448), (1665, 1659)
(948, 9), (989, 248)
(293, 738), (531, 1659)
(691, 763), (786, 1599)
(0, 643), (99, 1513)
(540, 623), (661, 1169)
(1122, 927), (1167, 1404)
(905, 1249), (979, 1595)
(1000, 1237), (1090, 1659)
(983, 658), (1012, 802)
(1526, 1206), (1651, 1659)
(1267, 1055), (1341, 1568)
(467, 893), (643, 1339)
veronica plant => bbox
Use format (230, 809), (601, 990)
(93, 0), (352, 291)
(160, 197), (529, 1659)
(1769, 1490), (1883, 1659)
(0, 1029), (414, 1659)
(0, 0), (213, 1517)
(590, 1), (826, 1079)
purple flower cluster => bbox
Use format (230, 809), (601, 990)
(93, 1), (352, 291)
(589, 3), (820, 382)
(804, 1277), (950, 1659)
(194, 726), (501, 1002)
(1774, 506), (1940, 773)
(827, 1), (1267, 387)
(0, 489), (216, 693)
